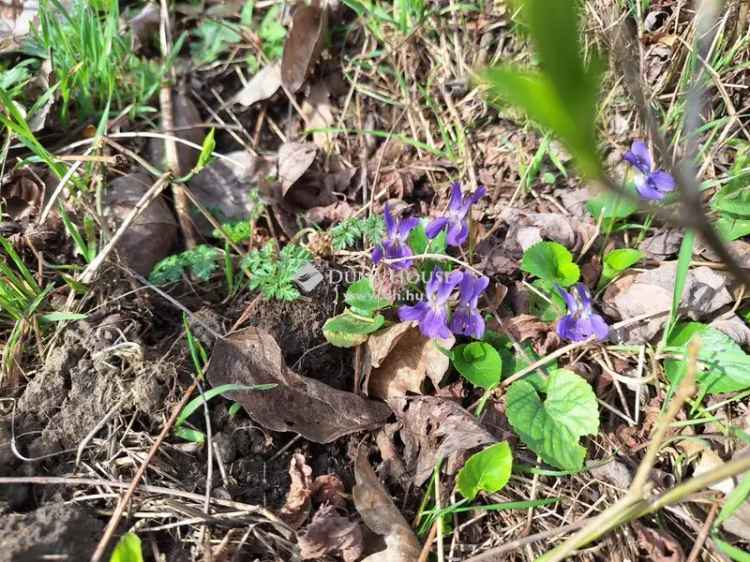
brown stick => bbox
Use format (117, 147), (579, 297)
(89, 379), (199, 562)
(159, 0), (197, 249)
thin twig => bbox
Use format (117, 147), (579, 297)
(159, 0), (196, 249)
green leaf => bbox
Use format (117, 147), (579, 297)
(586, 190), (638, 221)
(457, 442), (513, 500)
(174, 427), (205, 443)
(194, 127), (215, 173)
(176, 383), (276, 429)
(191, 19), (241, 65)
(345, 278), (391, 317)
(716, 473), (750, 528)
(715, 215), (750, 241)
(451, 342), (503, 390)
(665, 322), (750, 394)
(711, 147), (750, 217)
(521, 241), (580, 287)
(323, 309), (386, 348)
(598, 249), (643, 289)
(478, 0), (603, 178)
(506, 369), (599, 471)
(40, 311), (88, 322)
(109, 532), (143, 562)
(528, 279), (565, 321)
(714, 538), (750, 562)
(667, 230), (695, 338)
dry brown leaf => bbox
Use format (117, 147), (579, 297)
(499, 208), (582, 252)
(302, 81), (335, 150)
(280, 2), (327, 93)
(298, 505), (364, 562)
(364, 322), (454, 400)
(104, 172), (177, 276)
(311, 474), (346, 509)
(188, 150), (273, 235)
(231, 62), (282, 107)
(0, 168), (45, 221)
(711, 315), (750, 346)
(375, 423), (408, 485)
(205, 327), (391, 443)
(639, 229), (683, 258)
(389, 396), (496, 485)
(279, 142), (318, 196)
(588, 459), (633, 490)
(634, 522), (685, 562)
(352, 448), (421, 562)
(128, 2), (160, 52)
(505, 314), (549, 342)
(1, 0), (46, 52)
(279, 453), (314, 529)
(603, 263), (733, 343)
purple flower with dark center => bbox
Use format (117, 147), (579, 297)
(449, 272), (489, 339)
(372, 203), (419, 270)
(399, 268), (464, 339)
(426, 181), (486, 247)
(624, 140), (676, 201)
(556, 284), (609, 342)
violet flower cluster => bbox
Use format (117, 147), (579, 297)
(399, 269), (488, 340)
(556, 284), (608, 342)
(371, 182), (488, 340)
(624, 140), (675, 201)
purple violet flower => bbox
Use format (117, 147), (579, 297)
(425, 181), (486, 247)
(449, 272), (489, 339)
(623, 140), (676, 201)
(556, 284), (609, 342)
(399, 268), (464, 339)
(372, 203), (419, 270)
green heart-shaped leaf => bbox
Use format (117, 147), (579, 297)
(521, 241), (580, 287)
(457, 441), (513, 500)
(506, 369), (598, 471)
(451, 342), (502, 390)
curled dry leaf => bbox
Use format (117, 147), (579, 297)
(128, 2), (160, 52)
(363, 322), (454, 400)
(588, 459), (633, 490)
(1, 168), (45, 221)
(311, 474), (346, 509)
(352, 448), (421, 562)
(698, 239), (750, 268)
(633, 522), (685, 562)
(298, 505), (363, 562)
(1, 0), (45, 52)
(500, 207), (590, 253)
(639, 229), (683, 258)
(388, 396), (496, 485)
(279, 453), (314, 529)
(231, 62), (282, 107)
(301, 81), (335, 150)
(603, 263), (733, 343)
(710, 315), (750, 347)
(104, 172), (177, 276)
(505, 314), (549, 342)
(279, 142), (318, 196)
(147, 90), (204, 176)
(188, 150), (274, 235)
(281, 2), (327, 93)
(205, 327), (391, 443)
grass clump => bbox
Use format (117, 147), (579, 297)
(31, 0), (163, 121)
